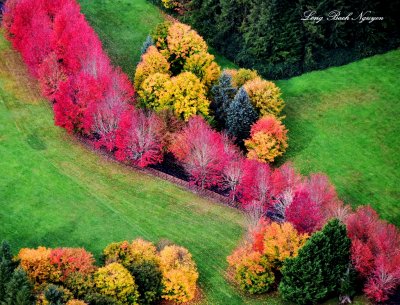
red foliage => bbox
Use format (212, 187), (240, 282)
(38, 52), (67, 100)
(346, 206), (400, 302)
(251, 218), (270, 253)
(115, 108), (164, 167)
(170, 116), (230, 188)
(49, 248), (96, 282)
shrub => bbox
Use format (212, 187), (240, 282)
(64, 272), (94, 300)
(279, 219), (351, 305)
(183, 52), (220, 89)
(227, 243), (275, 294)
(164, 22), (208, 73)
(226, 87), (258, 143)
(43, 284), (73, 305)
(170, 116), (230, 188)
(140, 35), (154, 56)
(225, 69), (259, 88)
(18, 247), (55, 287)
(245, 115), (288, 163)
(115, 108), (164, 167)
(159, 245), (198, 303)
(93, 263), (139, 305)
(2, 268), (35, 305)
(134, 46), (170, 90)
(159, 72), (210, 121)
(137, 73), (170, 111)
(244, 78), (284, 117)
(151, 21), (172, 52)
(67, 300), (88, 305)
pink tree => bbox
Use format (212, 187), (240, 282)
(115, 108), (164, 167)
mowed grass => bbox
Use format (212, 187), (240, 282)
(0, 34), (251, 305)
(78, 0), (236, 80)
(277, 51), (400, 226)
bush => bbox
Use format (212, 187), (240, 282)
(225, 69), (259, 88)
(151, 21), (172, 52)
(279, 219), (351, 305)
(159, 72), (210, 121)
(227, 244), (274, 294)
(64, 272), (94, 300)
(134, 46), (170, 90)
(93, 263), (139, 305)
(245, 115), (288, 163)
(3, 267), (35, 305)
(137, 73), (170, 111)
(183, 52), (220, 89)
(67, 300), (88, 305)
(159, 245), (198, 303)
(244, 78), (284, 117)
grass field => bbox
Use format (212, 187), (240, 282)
(277, 51), (400, 226)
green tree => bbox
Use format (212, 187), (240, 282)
(3, 268), (35, 305)
(279, 219), (351, 305)
(225, 87), (258, 143)
(211, 72), (237, 129)
(0, 241), (17, 302)
(44, 284), (65, 305)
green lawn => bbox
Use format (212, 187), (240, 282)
(277, 51), (400, 226)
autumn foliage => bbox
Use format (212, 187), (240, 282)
(245, 115), (288, 163)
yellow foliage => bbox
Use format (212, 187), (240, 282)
(165, 22), (208, 68)
(159, 245), (199, 303)
(138, 73), (171, 111)
(263, 222), (308, 266)
(94, 263), (139, 305)
(225, 68), (259, 88)
(66, 300), (88, 305)
(134, 46), (170, 90)
(160, 72), (210, 121)
(183, 52), (221, 89)
(151, 21), (172, 51)
(245, 116), (288, 163)
(18, 247), (57, 288)
(130, 238), (159, 265)
(244, 78), (285, 117)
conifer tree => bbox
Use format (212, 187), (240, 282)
(211, 72), (237, 129)
(225, 87), (258, 143)
(3, 268), (35, 305)
(44, 284), (64, 305)
(0, 241), (17, 302)
(279, 219), (351, 305)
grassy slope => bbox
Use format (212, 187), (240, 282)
(277, 51), (400, 226)
(0, 34), (250, 305)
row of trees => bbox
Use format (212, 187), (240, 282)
(156, 0), (400, 79)
(0, 239), (198, 304)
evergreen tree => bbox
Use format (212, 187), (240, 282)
(0, 241), (17, 302)
(211, 72), (237, 129)
(140, 35), (154, 56)
(225, 87), (258, 143)
(3, 268), (35, 305)
(279, 219), (351, 305)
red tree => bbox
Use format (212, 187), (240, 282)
(38, 52), (67, 100)
(115, 108), (164, 167)
(170, 116), (229, 188)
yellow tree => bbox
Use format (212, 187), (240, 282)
(183, 52), (221, 89)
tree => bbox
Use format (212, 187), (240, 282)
(244, 78), (285, 117)
(183, 52), (221, 89)
(93, 263), (139, 305)
(159, 72), (210, 121)
(44, 284), (65, 305)
(226, 87), (258, 143)
(38, 52), (67, 100)
(159, 245), (198, 303)
(210, 72), (237, 129)
(137, 73), (170, 111)
(3, 268), (35, 305)
(170, 116), (229, 188)
(115, 108), (164, 167)
(225, 68), (259, 88)
(279, 219), (351, 305)
(245, 115), (288, 163)
(134, 46), (170, 90)
(0, 241), (17, 302)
